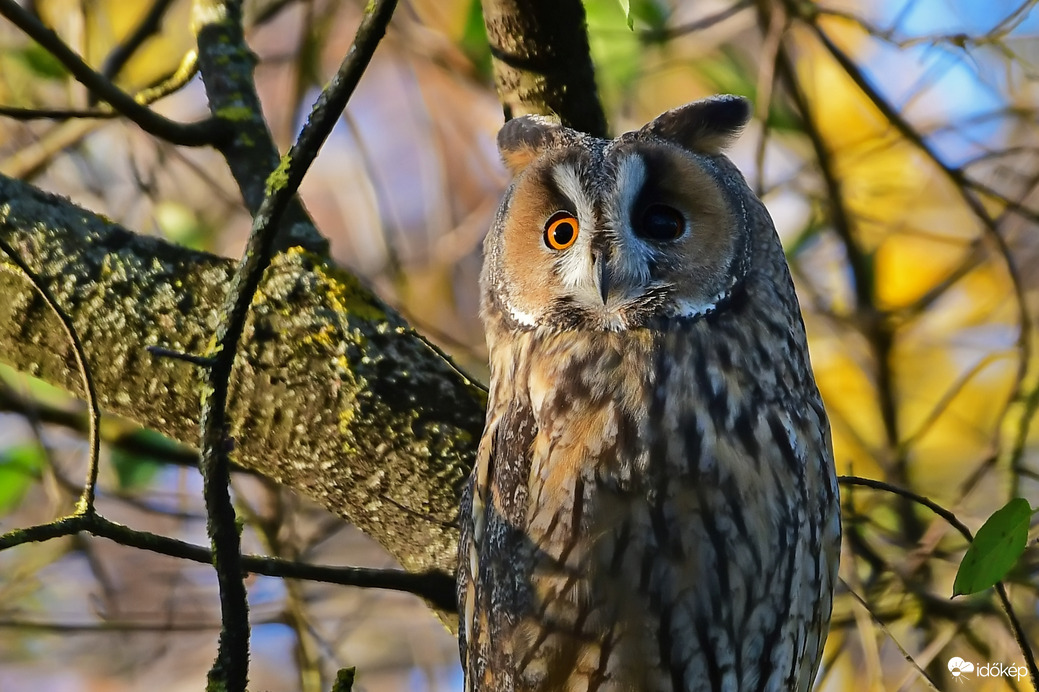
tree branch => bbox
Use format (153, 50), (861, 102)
(0, 0), (606, 645)
(839, 476), (1039, 686)
(191, 0), (327, 254)
(99, 0), (177, 83)
(0, 172), (484, 630)
(0, 0), (219, 147)
(195, 0), (400, 685)
(0, 513), (455, 610)
(480, 0), (607, 135)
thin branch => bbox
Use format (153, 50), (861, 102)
(899, 353), (1007, 451)
(0, 106), (119, 120)
(771, 31), (871, 312)
(146, 345), (215, 367)
(0, 119), (101, 180)
(840, 578), (942, 690)
(771, 8), (920, 542)
(752, 2), (785, 196)
(0, 617), (224, 633)
(838, 475), (1039, 686)
(0, 237), (101, 515)
(0, 513), (455, 610)
(131, 48), (201, 106)
(196, 0), (400, 688)
(800, 13), (1036, 479)
(99, 0), (176, 82)
(237, 489), (323, 692)
(0, 0), (218, 147)
(640, 1), (751, 42)
(0, 53), (199, 181)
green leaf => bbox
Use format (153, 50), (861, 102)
(627, 0), (669, 32)
(617, 0), (633, 29)
(0, 445), (45, 512)
(953, 498), (1034, 596)
(585, 0), (643, 107)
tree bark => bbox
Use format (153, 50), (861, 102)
(0, 0), (607, 632)
(0, 174), (485, 626)
(481, 0), (608, 136)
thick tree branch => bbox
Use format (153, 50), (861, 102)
(0, 386), (201, 468)
(195, 1), (400, 684)
(0, 173), (484, 629)
(191, 0), (327, 254)
(480, 0), (607, 135)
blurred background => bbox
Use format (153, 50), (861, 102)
(0, 0), (1037, 690)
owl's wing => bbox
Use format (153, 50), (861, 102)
(458, 401), (538, 689)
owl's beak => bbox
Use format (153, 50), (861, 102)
(592, 249), (611, 304)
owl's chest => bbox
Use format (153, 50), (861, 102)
(524, 338), (654, 486)
(508, 324), (790, 513)
(518, 328), (723, 493)
(517, 338), (687, 558)
(512, 327), (797, 567)
(480, 326), (829, 691)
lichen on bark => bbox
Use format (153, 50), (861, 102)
(0, 173), (484, 623)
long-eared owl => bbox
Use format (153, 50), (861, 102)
(457, 96), (841, 692)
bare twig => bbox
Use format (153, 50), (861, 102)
(840, 578), (942, 690)
(640, 1), (751, 42)
(838, 475), (1039, 687)
(0, 0), (218, 146)
(196, 0), (400, 688)
(0, 106), (119, 120)
(99, 0), (176, 82)
(0, 237), (101, 515)
(800, 16), (1036, 485)
(0, 513), (455, 609)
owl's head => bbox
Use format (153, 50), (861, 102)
(482, 95), (759, 333)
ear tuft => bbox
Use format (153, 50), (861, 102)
(639, 95), (751, 154)
(497, 115), (566, 175)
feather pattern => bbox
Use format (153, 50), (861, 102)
(459, 96), (840, 692)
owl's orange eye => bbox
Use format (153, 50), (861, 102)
(544, 211), (579, 250)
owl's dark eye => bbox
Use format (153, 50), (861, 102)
(637, 204), (685, 241)
(544, 211), (579, 250)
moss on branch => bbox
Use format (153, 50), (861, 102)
(0, 173), (484, 627)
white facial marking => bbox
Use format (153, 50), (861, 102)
(508, 304), (539, 327)
(672, 279), (735, 319)
(613, 154), (645, 229)
(606, 153), (656, 288)
(610, 155), (654, 289)
(550, 164), (596, 292)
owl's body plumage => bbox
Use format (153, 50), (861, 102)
(458, 97), (840, 692)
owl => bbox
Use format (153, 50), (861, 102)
(457, 96), (841, 692)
